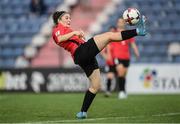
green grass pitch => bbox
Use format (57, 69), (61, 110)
(0, 93), (180, 123)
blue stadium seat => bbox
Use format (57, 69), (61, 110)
(44, 0), (63, 6)
(3, 58), (15, 68)
(174, 56), (180, 62)
(98, 0), (180, 64)
(14, 48), (24, 56)
(1, 48), (13, 57)
(12, 37), (31, 47)
(0, 0), (64, 68)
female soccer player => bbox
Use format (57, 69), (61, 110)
(101, 26), (116, 97)
(114, 18), (140, 99)
(52, 11), (146, 119)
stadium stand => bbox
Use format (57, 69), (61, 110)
(0, 0), (63, 68)
(0, 0), (180, 68)
(96, 0), (180, 64)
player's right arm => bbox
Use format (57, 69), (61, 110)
(55, 30), (85, 43)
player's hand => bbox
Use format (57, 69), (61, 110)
(79, 30), (85, 40)
(73, 30), (85, 40)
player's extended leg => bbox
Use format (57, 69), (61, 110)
(76, 69), (101, 119)
(93, 15), (146, 51)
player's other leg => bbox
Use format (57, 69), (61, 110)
(93, 15), (147, 52)
(76, 69), (101, 119)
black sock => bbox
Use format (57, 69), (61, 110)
(121, 29), (137, 40)
(81, 90), (96, 112)
(117, 77), (126, 91)
(107, 78), (111, 92)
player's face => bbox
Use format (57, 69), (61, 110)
(59, 13), (71, 27)
(117, 18), (126, 29)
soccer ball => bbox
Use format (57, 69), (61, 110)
(123, 8), (141, 25)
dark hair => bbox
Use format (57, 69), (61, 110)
(52, 11), (67, 25)
(109, 25), (116, 30)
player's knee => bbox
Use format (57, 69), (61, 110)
(117, 72), (126, 77)
(96, 82), (101, 91)
(94, 82), (101, 91)
(91, 82), (101, 93)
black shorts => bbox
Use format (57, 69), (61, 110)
(74, 38), (100, 77)
(114, 58), (130, 68)
(105, 65), (116, 73)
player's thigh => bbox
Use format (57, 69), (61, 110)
(93, 32), (123, 51)
(93, 32), (113, 51)
(116, 64), (128, 77)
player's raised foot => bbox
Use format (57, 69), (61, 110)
(76, 112), (87, 119)
(136, 15), (147, 36)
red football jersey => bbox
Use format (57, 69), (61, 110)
(52, 23), (85, 57)
(111, 38), (135, 59)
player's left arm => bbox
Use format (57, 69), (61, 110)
(131, 42), (140, 59)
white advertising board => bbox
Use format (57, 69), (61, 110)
(126, 64), (180, 94)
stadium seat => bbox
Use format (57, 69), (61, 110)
(174, 56), (180, 62)
(0, 0), (63, 68)
(94, 0), (180, 65)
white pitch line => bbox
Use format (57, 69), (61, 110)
(2, 112), (180, 124)
(153, 112), (180, 117)
(45, 112), (180, 123)
(44, 116), (143, 123)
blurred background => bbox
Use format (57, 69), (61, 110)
(0, 0), (180, 93)
(0, 0), (180, 123)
